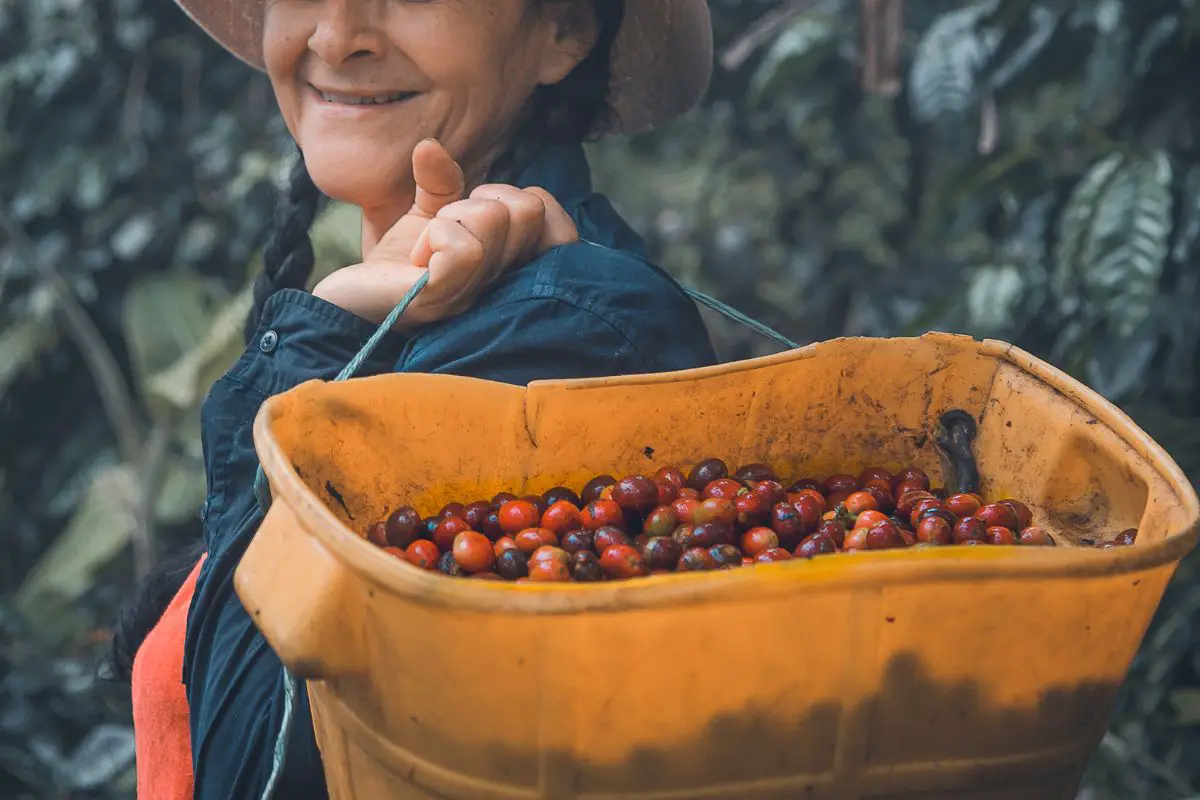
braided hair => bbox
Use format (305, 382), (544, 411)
(243, 154), (323, 342)
(108, 0), (626, 684)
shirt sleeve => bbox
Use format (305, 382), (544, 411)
(397, 295), (654, 382)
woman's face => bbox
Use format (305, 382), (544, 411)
(263, 0), (594, 217)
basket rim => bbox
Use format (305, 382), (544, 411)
(251, 332), (1200, 616)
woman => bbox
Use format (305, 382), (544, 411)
(110, 0), (717, 797)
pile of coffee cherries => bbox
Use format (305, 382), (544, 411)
(365, 460), (1139, 583)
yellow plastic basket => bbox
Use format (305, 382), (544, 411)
(236, 332), (1199, 799)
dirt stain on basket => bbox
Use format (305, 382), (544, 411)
(382, 652), (1117, 798)
(323, 396), (371, 425)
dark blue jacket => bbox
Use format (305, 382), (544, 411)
(183, 142), (718, 799)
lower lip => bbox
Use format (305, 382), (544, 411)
(310, 87), (416, 118)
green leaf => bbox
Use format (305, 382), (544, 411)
(14, 465), (137, 620)
(153, 452), (207, 526)
(908, 1), (1001, 123)
(1134, 15), (1180, 77)
(965, 263), (1026, 336)
(1084, 317), (1159, 402)
(1053, 152), (1124, 299)
(1076, 0), (1131, 124)
(0, 315), (59, 398)
(1081, 152), (1173, 336)
(145, 282), (252, 416)
(122, 269), (228, 417)
(1169, 688), (1200, 726)
(1170, 165), (1200, 263)
(987, 4), (1062, 91)
(748, 11), (841, 105)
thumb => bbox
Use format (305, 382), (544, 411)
(409, 138), (465, 220)
(372, 139), (464, 267)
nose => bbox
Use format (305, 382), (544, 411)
(308, 0), (387, 66)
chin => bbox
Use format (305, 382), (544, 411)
(303, 147), (415, 210)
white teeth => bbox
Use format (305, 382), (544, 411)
(319, 91), (411, 105)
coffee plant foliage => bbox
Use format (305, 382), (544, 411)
(1, 0), (1198, 797)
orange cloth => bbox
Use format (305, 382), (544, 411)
(131, 554), (205, 800)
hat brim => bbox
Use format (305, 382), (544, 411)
(173, 0), (712, 136)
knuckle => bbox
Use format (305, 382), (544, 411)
(433, 228), (484, 266)
(440, 198), (507, 231)
(523, 186), (554, 206)
(469, 183), (514, 200)
(434, 198), (471, 220)
(510, 190), (546, 224)
(426, 216), (457, 244)
(474, 199), (510, 233)
(471, 184), (542, 225)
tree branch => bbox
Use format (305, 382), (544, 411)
(861, 0), (904, 95)
(0, 211), (145, 464)
(720, 0), (832, 72)
(134, 423), (170, 577)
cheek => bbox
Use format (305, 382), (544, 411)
(447, 57), (533, 138)
(262, 16), (309, 137)
(269, 78), (302, 140)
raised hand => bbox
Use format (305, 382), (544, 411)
(312, 139), (578, 328)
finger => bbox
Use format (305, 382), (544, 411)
(408, 225), (433, 268)
(469, 184), (546, 267)
(433, 198), (510, 277)
(419, 217), (489, 317)
(373, 140), (464, 263)
(422, 216), (488, 283)
(523, 187), (579, 251)
(409, 194), (509, 268)
(409, 139), (465, 220)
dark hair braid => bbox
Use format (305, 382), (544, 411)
(104, 539), (206, 683)
(108, 0), (622, 685)
(243, 152), (323, 342)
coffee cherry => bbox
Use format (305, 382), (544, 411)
(1018, 526), (1055, 546)
(796, 532), (837, 559)
(686, 458), (728, 491)
(642, 536), (682, 571)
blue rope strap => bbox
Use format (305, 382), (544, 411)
(683, 286), (799, 350)
(251, 271), (430, 513)
(574, 237), (799, 351)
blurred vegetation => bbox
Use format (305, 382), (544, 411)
(1, 0), (1198, 797)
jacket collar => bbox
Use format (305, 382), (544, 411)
(510, 140), (647, 256)
(514, 141), (594, 214)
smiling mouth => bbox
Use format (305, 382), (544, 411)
(314, 88), (417, 106)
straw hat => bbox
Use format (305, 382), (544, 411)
(173, 1), (713, 135)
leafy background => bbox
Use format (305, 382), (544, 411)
(2, 0), (1199, 796)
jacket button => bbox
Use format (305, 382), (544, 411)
(259, 330), (279, 354)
